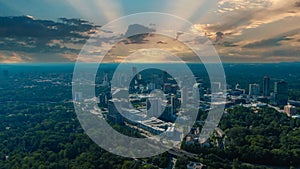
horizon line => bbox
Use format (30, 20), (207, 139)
(1, 61), (300, 65)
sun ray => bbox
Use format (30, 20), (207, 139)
(93, 0), (123, 23)
(65, 0), (123, 24)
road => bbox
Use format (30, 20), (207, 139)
(168, 148), (199, 159)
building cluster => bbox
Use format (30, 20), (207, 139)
(94, 67), (228, 145)
(97, 68), (299, 143)
(107, 98), (176, 136)
(75, 68), (299, 151)
(227, 75), (299, 117)
(230, 76), (288, 106)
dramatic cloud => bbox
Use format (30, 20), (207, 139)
(191, 0), (300, 62)
(0, 52), (32, 63)
(243, 37), (292, 48)
(0, 16), (98, 62)
(123, 24), (155, 44)
(0, 0), (299, 63)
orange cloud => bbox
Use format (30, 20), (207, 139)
(0, 52), (32, 63)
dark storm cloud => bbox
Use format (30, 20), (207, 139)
(264, 48), (300, 57)
(215, 32), (224, 42)
(0, 16), (94, 38)
(124, 24), (155, 44)
(222, 41), (238, 47)
(243, 36), (292, 48)
(0, 16), (98, 54)
(0, 37), (80, 54)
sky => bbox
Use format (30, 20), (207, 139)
(0, 0), (299, 63)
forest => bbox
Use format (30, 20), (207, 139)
(1, 63), (300, 168)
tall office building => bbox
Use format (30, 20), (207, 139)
(235, 83), (240, 90)
(74, 92), (83, 102)
(147, 82), (156, 91)
(249, 84), (260, 96)
(181, 87), (188, 107)
(263, 76), (270, 97)
(147, 97), (163, 118)
(108, 99), (125, 125)
(99, 92), (112, 107)
(137, 73), (142, 80)
(160, 105), (176, 122)
(211, 82), (221, 93)
(193, 83), (204, 100)
(274, 81), (288, 106)
(270, 92), (277, 105)
(170, 94), (180, 112)
(170, 95), (176, 114)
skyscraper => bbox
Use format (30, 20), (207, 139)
(147, 97), (163, 118)
(74, 92), (83, 102)
(108, 99), (125, 125)
(249, 84), (260, 96)
(211, 82), (221, 93)
(263, 76), (270, 97)
(181, 87), (188, 107)
(274, 81), (288, 106)
(193, 83), (204, 100)
(170, 95), (176, 114)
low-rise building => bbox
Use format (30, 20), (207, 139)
(187, 161), (206, 169)
(284, 104), (296, 117)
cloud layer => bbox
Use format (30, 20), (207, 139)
(0, 0), (299, 63)
(194, 0), (300, 62)
(0, 16), (97, 62)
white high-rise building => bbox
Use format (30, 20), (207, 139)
(147, 97), (163, 118)
(193, 83), (204, 100)
(211, 82), (221, 93)
(147, 83), (156, 91)
(74, 92), (83, 102)
(181, 87), (188, 107)
(249, 84), (260, 96)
